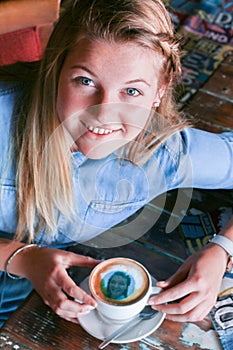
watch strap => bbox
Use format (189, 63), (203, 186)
(209, 234), (233, 257)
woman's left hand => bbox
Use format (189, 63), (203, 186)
(148, 243), (228, 322)
(20, 247), (101, 323)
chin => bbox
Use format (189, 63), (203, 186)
(78, 140), (125, 159)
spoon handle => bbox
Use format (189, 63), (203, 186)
(98, 316), (142, 349)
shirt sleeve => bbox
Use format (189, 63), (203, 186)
(172, 128), (233, 190)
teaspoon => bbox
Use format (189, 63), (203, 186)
(98, 305), (158, 349)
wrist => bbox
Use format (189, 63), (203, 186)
(208, 234), (233, 272)
(5, 244), (39, 279)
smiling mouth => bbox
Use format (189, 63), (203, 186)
(86, 125), (113, 135)
(80, 120), (123, 135)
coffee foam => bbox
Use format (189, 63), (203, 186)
(90, 259), (149, 305)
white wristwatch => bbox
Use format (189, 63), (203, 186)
(209, 234), (233, 272)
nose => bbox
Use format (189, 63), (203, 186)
(97, 88), (115, 105)
(90, 90), (119, 124)
(91, 103), (115, 124)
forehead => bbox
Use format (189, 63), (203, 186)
(63, 38), (164, 78)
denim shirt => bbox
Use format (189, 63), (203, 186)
(0, 81), (233, 326)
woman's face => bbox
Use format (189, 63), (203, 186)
(108, 274), (128, 299)
(57, 38), (164, 159)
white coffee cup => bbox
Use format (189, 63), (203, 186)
(89, 257), (161, 322)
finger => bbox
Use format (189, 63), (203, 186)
(53, 267), (97, 307)
(62, 310), (94, 324)
(43, 276), (96, 313)
(152, 292), (200, 315)
(156, 280), (169, 287)
(165, 300), (213, 323)
(63, 252), (101, 268)
(58, 298), (95, 316)
(48, 290), (96, 318)
(156, 265), (190, 289)
(62, 316), (80, 324)
(61, 279), (97, 307)
(40, 280), (65, 307)
(72, 254), (102, 267)
(149, 281), (196, 305)
(152, 292), (216, 323)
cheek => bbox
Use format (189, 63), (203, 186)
(57, 85), (95, 122)
(57, 83), (72, 122)
(122, 104), (151, 132)
(57, 90), (84, 125)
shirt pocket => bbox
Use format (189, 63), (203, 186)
(83, 198), (146, 232)
(0, 184), (18, 234)
(55, 198), (147, 244)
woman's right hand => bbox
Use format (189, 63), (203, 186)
(148, 243), (227, 322)
(15, 246), (101, 323)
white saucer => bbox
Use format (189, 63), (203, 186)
(78, 275), (165, 344)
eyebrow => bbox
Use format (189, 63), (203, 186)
(70, 65), (97, 78)
(125, 79), (151, 87)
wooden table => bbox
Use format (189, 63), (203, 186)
(0, 233), (224, 350)
(0, 289), (222, 350)
(182, 54), (233, 133)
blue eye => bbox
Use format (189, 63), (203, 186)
(126, 88), (140, 97)
(76, 76), (95, 86)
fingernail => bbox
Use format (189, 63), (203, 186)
(74, 298), (83, 304)
(85, 305), (95, 311)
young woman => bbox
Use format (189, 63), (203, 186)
(0, 0), (232, 326)
(106, 272), (131, 300)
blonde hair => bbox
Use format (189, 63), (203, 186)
(14, 0), (190, 242)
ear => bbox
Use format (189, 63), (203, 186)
(152, 84), (167, 108)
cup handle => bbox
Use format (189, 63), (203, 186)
(150, 285), (162, 297)
(146, 286), (161, 305)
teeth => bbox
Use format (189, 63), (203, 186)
(87, 125), (113, 135)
